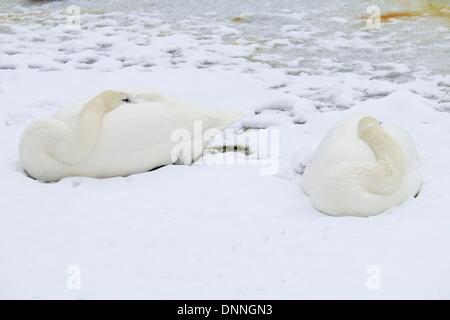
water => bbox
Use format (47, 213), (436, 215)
(0, 0), (449, 109)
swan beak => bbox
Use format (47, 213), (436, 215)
(120, 92), (132, 103)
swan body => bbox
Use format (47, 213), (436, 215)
(19, 90), (241, 182)
(303, 114), (421, 217)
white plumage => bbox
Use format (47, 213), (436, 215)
(303, 114), (422, 217)
(19, 90), (241, 182)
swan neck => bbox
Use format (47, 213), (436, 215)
(358, 120), (406, 195)
(51, 97), (108, 164)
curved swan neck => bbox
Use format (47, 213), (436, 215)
(357, 117), (406, 195)
(50, 96), (107, 164)
(49, 91), (126, 165)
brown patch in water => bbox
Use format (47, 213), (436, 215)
(380, 11), (422, 21)
(361, 1), (450, 23)
(231, 16), (250, 23)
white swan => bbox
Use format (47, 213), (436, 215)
(19, 90), (241, 182)
(303, 114), (422, 217)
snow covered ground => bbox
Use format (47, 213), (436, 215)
(0, 0), (449, 299)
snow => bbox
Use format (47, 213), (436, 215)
(1, 0), (450, 299)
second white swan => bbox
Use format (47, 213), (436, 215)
(303, 114), (422, 217)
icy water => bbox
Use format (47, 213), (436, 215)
(0, 0), (449, 111)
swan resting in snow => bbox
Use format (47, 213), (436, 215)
(19, 90), (241, 182)
(303, 114), (422, 217)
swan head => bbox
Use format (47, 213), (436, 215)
(96, 90), (129, 111)
(111, 88), (165, 104)
(357, 116), (382, 142)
